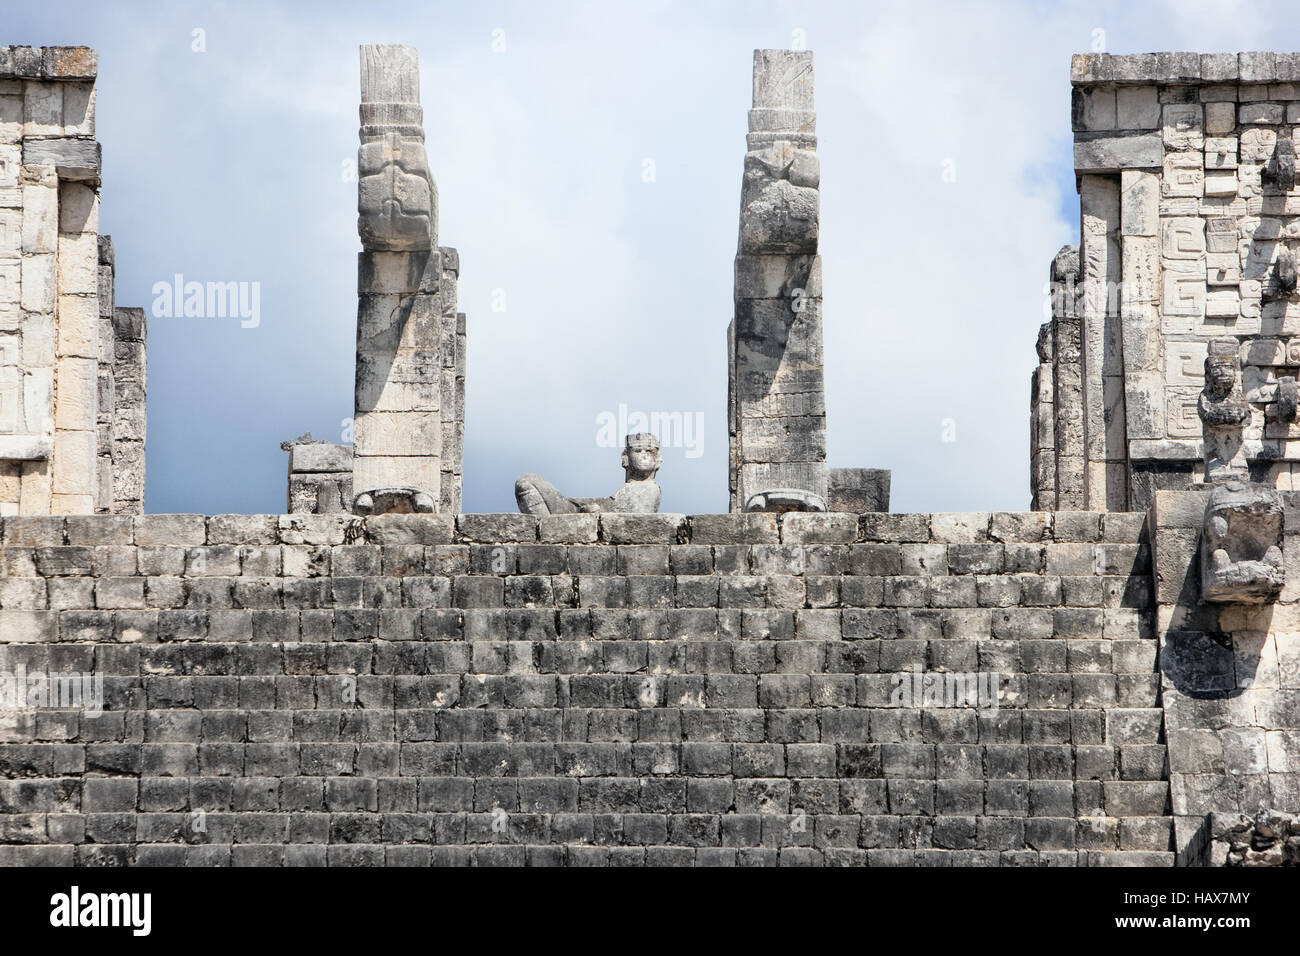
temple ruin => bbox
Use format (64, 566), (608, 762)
(0, 43), (1295, 868)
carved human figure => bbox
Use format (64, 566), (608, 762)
(515, 433), (662, 516)
(1201, 482), (1285, 604)
(1198, 341), (1251, 485)
(357, 45), (436, 253)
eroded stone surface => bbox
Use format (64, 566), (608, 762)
(1200, 481), (1284, 603)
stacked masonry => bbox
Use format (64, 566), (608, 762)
(1034, 52), (1300, 512)
(0, 510), (1170, 866)
(0, 46), (144, 516)
(351, 46), (464, 514)
(1031, 247), (1085, 511)
(728, 51), (827, 511)
(1152, 489), (1300, 865)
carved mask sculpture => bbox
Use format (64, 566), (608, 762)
(358, 45), (436, 252)
(1198, 339), (1252, 485)
(1201, 481), (1285, 604)
(1275, 248), (1298, 298)
(1268, 126), (1297, 193)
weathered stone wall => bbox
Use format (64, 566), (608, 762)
(1038, 52), (1300, 511)
(0, 510), (1172, 866)
(0, 47), (144, 517)
(1151, 489), (1300, 864)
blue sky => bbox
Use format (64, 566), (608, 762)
(4, 0), (1289, 514)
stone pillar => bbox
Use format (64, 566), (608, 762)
(352, 44), (464, 513)
(110, 306), (146, 513)
(728, 50), (827, 512)
(1079, 174), (1128, 511)
(0, 46), (146, 515)
(1030, 322), (1055, 510)
(1031, 245), (1085, 511)
(438, 247), (465, 515)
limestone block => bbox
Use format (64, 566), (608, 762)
(0, 365), (18, 432)
(1122, 235), (1159, 304)
(19, 253), (53, 312)
(364, 513), (452, 544)
(22, 312), (53, 366)
(455, 512), (537, 543)
(1205, 290), (1241, 318)
(1240, 102), (1284, 125)
(357, 292), (439, 353)
(23, 365), (50, 434)
(57, 232), (97, 295)
(1206, 217), (1238, 253)
(1120, 170), (1158, 235)
(51, 429), (93, 496)
(1164, 351), (1201, 395)
(1073, 85), (1116, 130)
(827, 468), (890, 513)
(20, 138), (99, 182)
(752, 50), (813, 110)
(599, 513), (687, 545)
(1205, 101), (1236, 134)
(358, 251), (434, 296)
(0, 434), (50, 460)
(0, 216), (21, 275)
(1238, 51), (1277, 83)
(1162, 267), (1205, 320)
(352, 454), (439, 496)
(1166, 387), (1202, 438)
(354, 351), (439, 413)
(1204, 136), (1238, 170)
(58, 182), (97, 234)
(61, 83), (94, 137)
(20, 183), (56, 253)
(1162, 152), (1204, 197)
(22, 81), (61, 136)
(1206, 252), (1241, 284)
(538, 513), (599, 544)
(1240, 127), (1276, 162)
(1163, 103), (1203, 150)
(288, 442), (352, 474)
(1125, 370), (1165, 440)
(1075, 133), (1161, 171)
(1072, 53), (1113, 84)
(56, 294), (97, 358)
(18, 459), (50, 512)
(132, 514), (206, 546)
(354, 409), (441, 455)
(1116, 86), (1159, 129)
(1204, 171), (1238, 196)
(53, 357), (95, 431)
(40, 47), (96, 78)
(733, 254), (821, 299)
(1243, 239), (1277, 280)
(0, 95), (19, 144)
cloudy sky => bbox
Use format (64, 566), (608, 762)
(4, 0), (1288, 514)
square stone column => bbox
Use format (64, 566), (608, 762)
(728, 50), (828, 511)
(351, 44), (465, 511)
